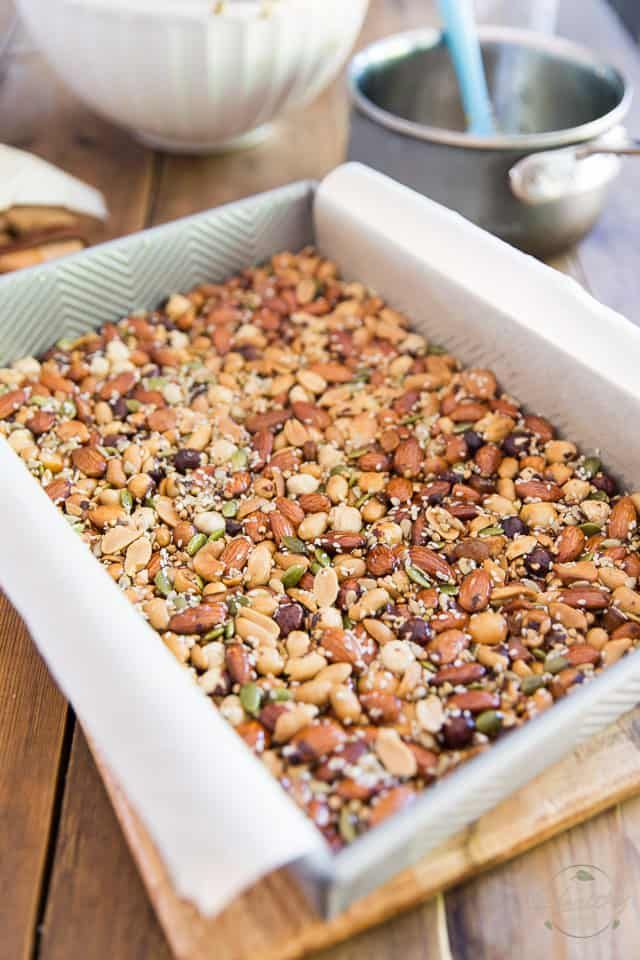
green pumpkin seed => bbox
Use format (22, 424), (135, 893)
(342, 615), (354, 629)
(339, 807), (357, 844)
(208, 528), (226, 542)
(353, 368), (371, 383)
(231, 448), (248, 471)
(224, 621), (235, 639)
(146, 376), (166, 389)
(587, 490), (609, 502)
(428, 343), (447, 355)
(270, 688), (292, 702)
(532, 647), (547, 661)
(313, 548), (331, 568)
(222, 500), (239, 518)
(545, 654), (569, 674)
(475, 710), (503, 737)
(282, 535), (307, 555)
(187, 533), (208, 556)
(355, 493), (372, 508)
(439, 583), (459, 596)
(126, 399), (141, 413)
(580, 522), (602, 536)
(119, 489), (133, 511)
(329, 465), (350, 476)
(56, 337), (76, 351)
(173, 595), (188, 610)
(452, 421), (474, 434)
(154, 569), (173, 597)
(521, 675), (546, 695)
(282, 564), (306, 588)
(406, 564), (432, 588)
(239, 682), (263, 717)
(582, 456), (601, 478)
(30, 395), (52, 408)
(402, 414), (421, 425)
(479, 525), (504, 537)
(60, 400), (76, 418)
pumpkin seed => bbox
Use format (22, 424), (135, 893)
(479, 525), (504, 537)
(240, 682), (263, 717)
(282, 535), (307, 555)
(406, 564), (432, 588)
(339, 806), (357, 843)
(119, 489), (133, 511)
(582, 456), (601, 478)
(521, 675), (546, 695)
(580, 522), (602, 536)
(545, 654), (569, 674)
(282, 564), (306, 588)
(154, 569), (173, 597)
(270, 688), (292, 702)
(475, 710), (502, 737)
(187, 533), (208, 556)
(221, 500), (239, 518)
(203, 625), (225, 641)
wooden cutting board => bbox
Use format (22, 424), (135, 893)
(93, 705), (640, 960)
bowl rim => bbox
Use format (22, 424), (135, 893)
(348, 25), (632, 151)
(37, 0), (362, 20)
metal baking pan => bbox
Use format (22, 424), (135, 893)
(2, 163), (640, 920)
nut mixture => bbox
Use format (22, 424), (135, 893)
(2, 248), (640, 850)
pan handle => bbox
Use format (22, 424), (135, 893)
(508, 126), (631, 205)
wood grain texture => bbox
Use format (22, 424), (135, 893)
(38, 732), (172, 960)
(557, 0), (640, 324)
(0, 595), (68, 960)
(94, 707), (640, 960)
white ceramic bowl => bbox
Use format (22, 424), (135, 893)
(16, 0), (370, 152)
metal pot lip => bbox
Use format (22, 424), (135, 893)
(348, 25), (632, 151)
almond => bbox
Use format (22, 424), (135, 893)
(44, 478), (71, 502)
(269, 511), (295, 543)
(360, 691), (402, 723)
(245, 409), (289, 433)
(393, 437), (422, 478)
(27, 410), (55, 435)
(275, 497), (305, 527)
(557, 587), (610, 609)
(358, 451), (391, 472)
(523, 414), (554, 441)
(291, 401), (330, 429)
(290, 720), (347, 761)
(298, 493), (331, 513)
(366, 544), (397, 577)
(565, 643), (600, 667)
(449, 401), (488, 422)
(225, 643), (253, 684)
(99, 370), (136, 401)
(433, 663), (485, 684)
(320, 628), (363, 666)
(386, 476), (413, 502)
(458, 568), (492, 612)
(408, 545), (454, 582)
(220, 537), (251, 572)
(0, 388), (26, 420)
(555, 525), (586, 563)
(430, 628), (468, 663)
(148, 408), (177, 432)
(515, 479), (563, 501)
(474, 443), (502, 476)
(252, 428), (274, 468)
(318, 531), (367, 553)
(168, 601), (227, 635)
(71, 446), (107, 478)
(448, 690), (499, 712)
(608, 496), (637, 540)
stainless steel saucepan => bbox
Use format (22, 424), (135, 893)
(348, 26), (635, 257)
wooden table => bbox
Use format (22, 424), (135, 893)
(2, 2), (640, 958)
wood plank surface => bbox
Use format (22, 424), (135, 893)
(38, 732), (172, 960)
(0, 597), (68, 960)
(0, 15), (155, 959)
(94, 705), (640, 960)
